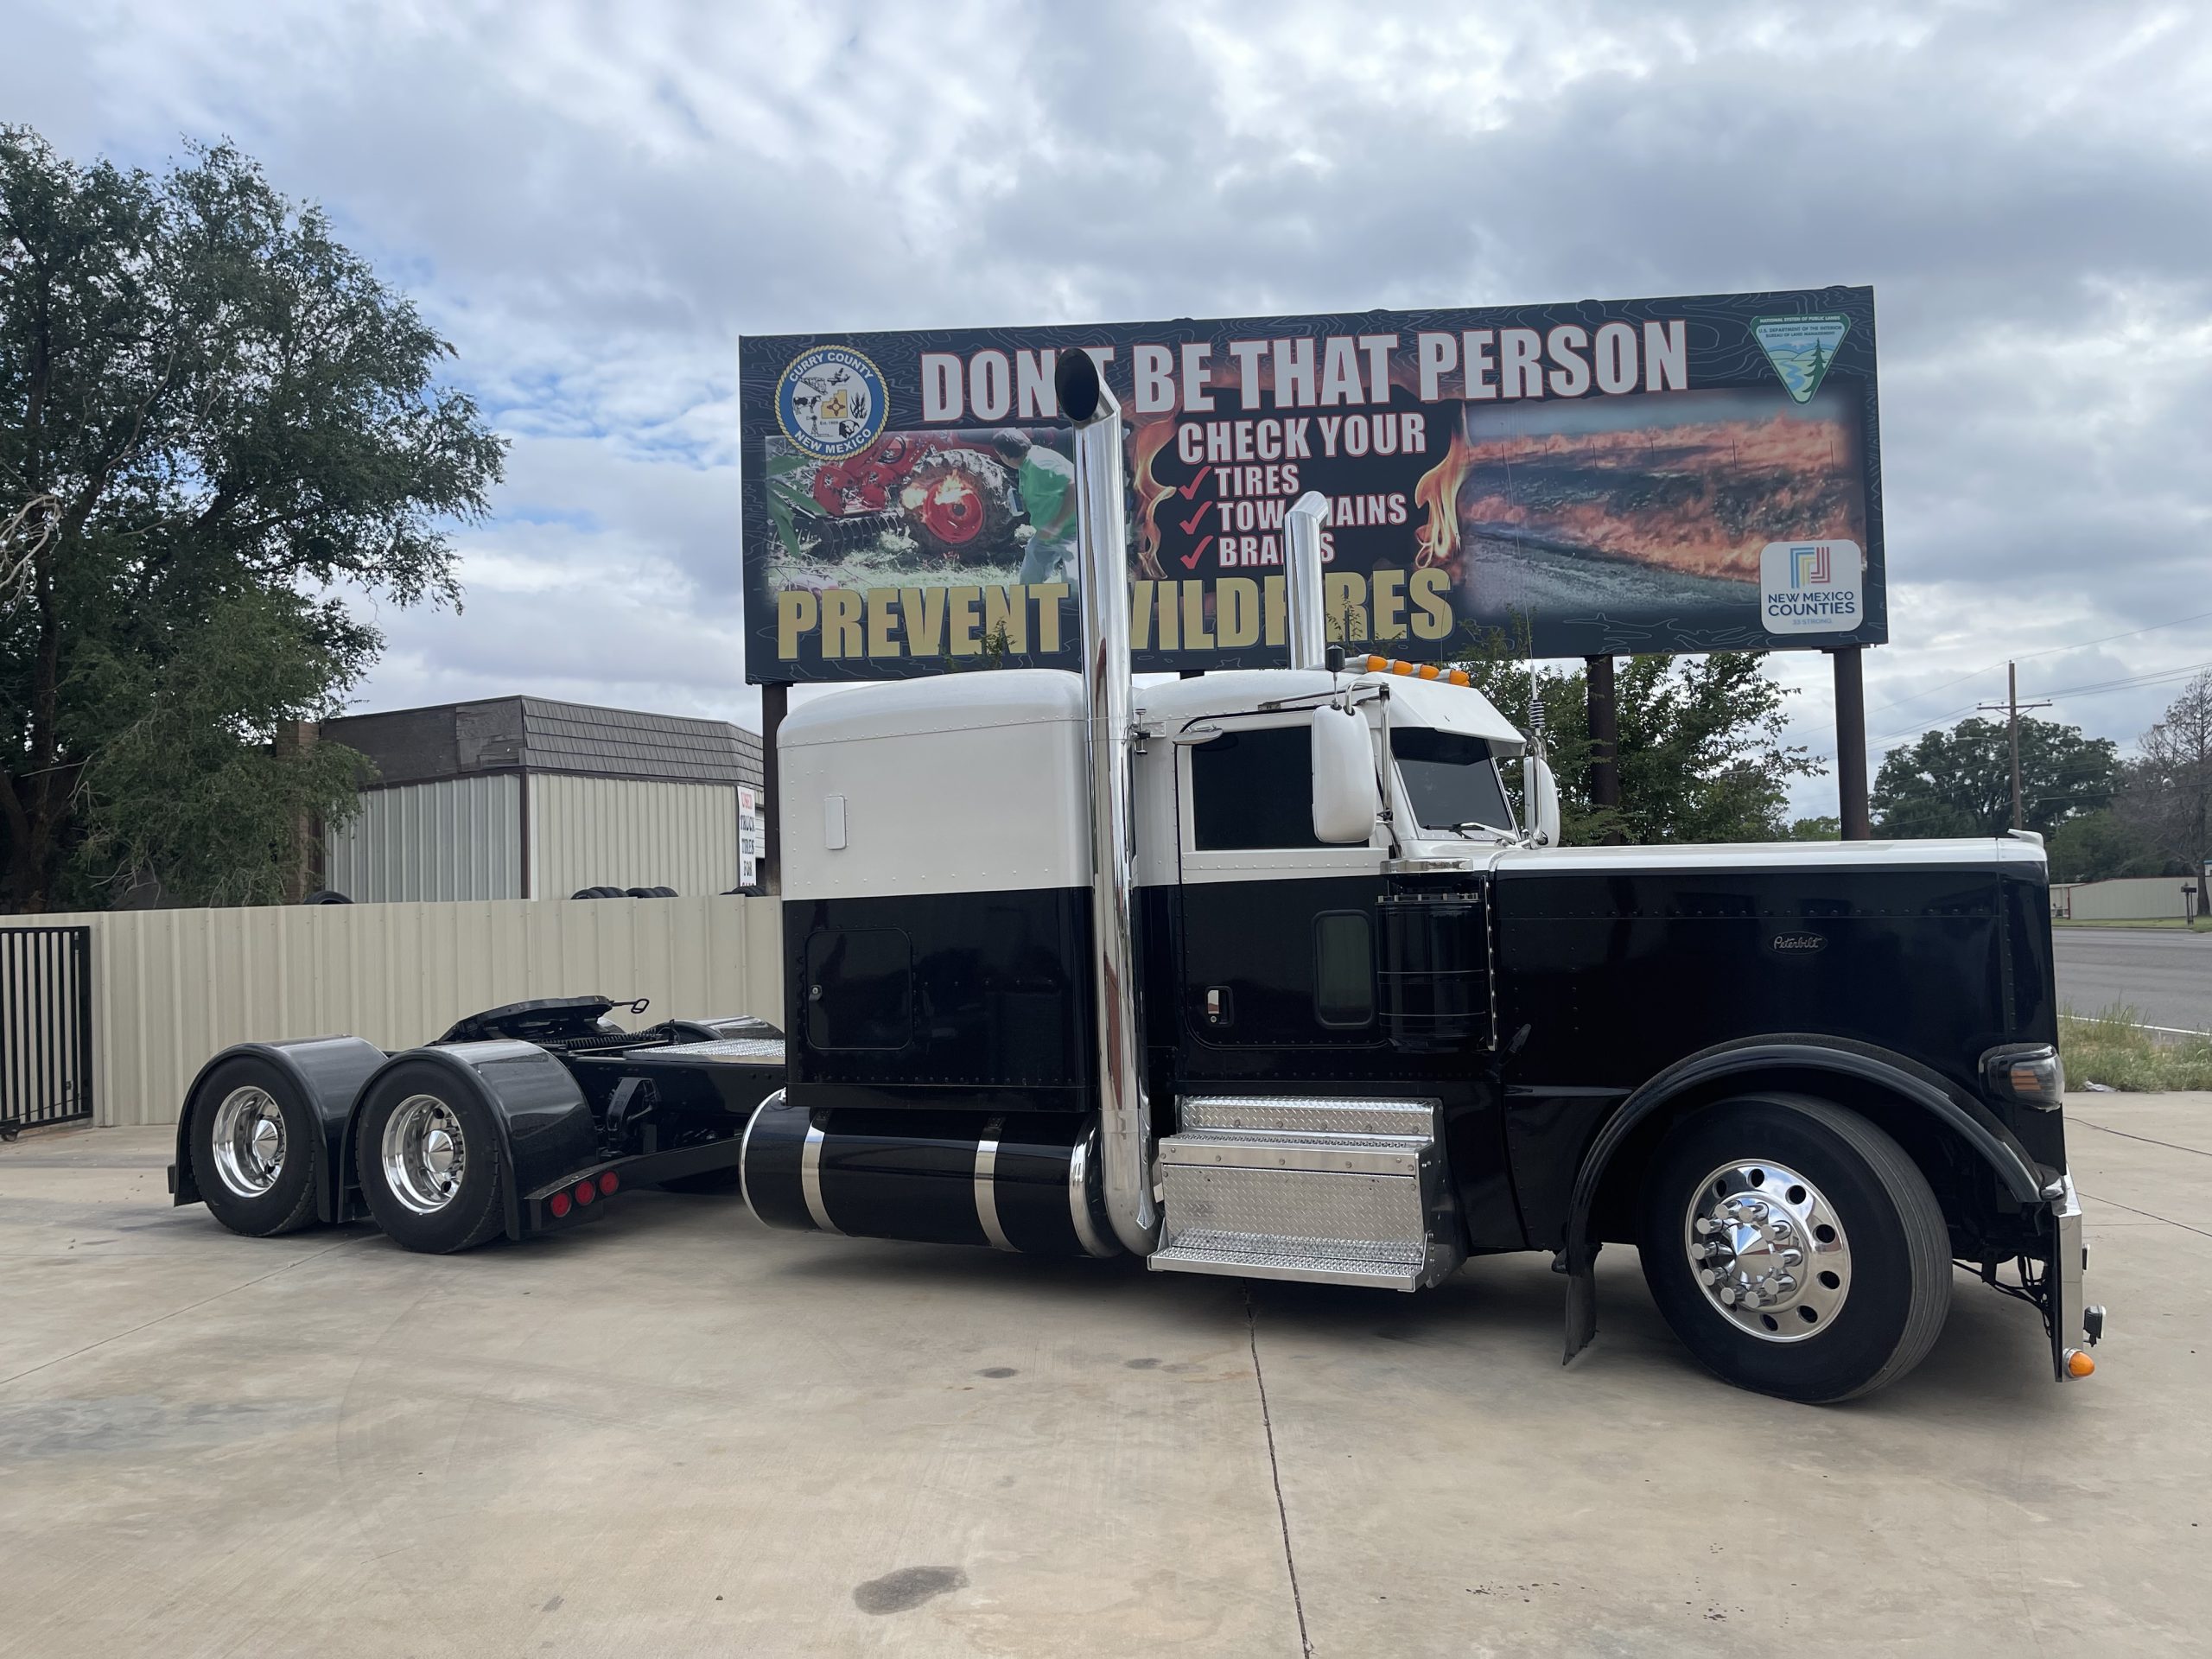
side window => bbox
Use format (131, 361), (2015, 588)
(1313, 911), (1376, 1027)
(1190, 725), (1325, 850)
(804, 928), (912, 1050)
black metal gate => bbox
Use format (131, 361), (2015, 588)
(1, 926), (93, 1135)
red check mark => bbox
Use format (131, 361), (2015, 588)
(1178, 465), (1211, 499)
(1179, 535), (1213, 570)
(1179, 500), (1212, 534)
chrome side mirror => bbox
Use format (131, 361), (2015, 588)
(1312, 707), (1379, 843)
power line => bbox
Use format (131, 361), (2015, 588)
(1865, 607), (2212, 721)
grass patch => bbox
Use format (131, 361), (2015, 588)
(2058, 1005), (2212, 1092)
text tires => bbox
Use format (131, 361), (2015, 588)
(191, 1057), (322, 1237)
(1637, 1094), (1951, 1404)
(353, 1061), (507, 1253)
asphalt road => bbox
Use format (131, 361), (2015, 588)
(2, 1111), (2205, 1656)
(2053, 927), (2212, 1031)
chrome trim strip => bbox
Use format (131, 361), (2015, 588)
(1066, 1122), (1119, 1259)
(800, 1119), (842, 1235)
(736, 1087), (782, 1221)
(974, 1116), (1014, 1252)
(2052, 1171), (2087, 1380)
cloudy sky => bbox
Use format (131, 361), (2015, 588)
(8, 0), (2208, 817)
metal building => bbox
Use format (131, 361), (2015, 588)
(320, 698), (766, 901)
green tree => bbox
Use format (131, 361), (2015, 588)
(2045, 807), (2158, 883)
(2125, 672), (2212, 887)
(1871, 715), (2117, 841)
(1452, 627), (1821, 843)
(1788, 815), (1840, 841)
(2, 128), (504, 910)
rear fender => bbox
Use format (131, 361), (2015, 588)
(344, 1041), (599, 1240)
(171, 1037), (387, 1220)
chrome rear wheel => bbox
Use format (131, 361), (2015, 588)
(381, 1094), (468, 1215)
(210, 1086), (288, 1198)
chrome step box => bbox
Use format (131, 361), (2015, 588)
(1150, 1095), (1462, 1292)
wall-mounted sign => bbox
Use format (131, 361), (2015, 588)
(741, 286), (1885, 682)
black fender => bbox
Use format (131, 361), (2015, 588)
(1559, 1034), (2050, 1362)
(171, 1037), (387, 1220)
(344, 1040), (599, 1241)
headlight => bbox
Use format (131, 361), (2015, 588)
(1982, 1043), (2064, 1110)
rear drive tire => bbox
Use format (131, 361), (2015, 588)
(191, 1057), (322, 1236)
(353, 1061), (507, 1253)
(1637, 1093), (1951, 1404)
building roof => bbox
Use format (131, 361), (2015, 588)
(324, 696), (764, 790)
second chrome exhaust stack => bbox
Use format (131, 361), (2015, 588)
(1057, 347), (1158, 1256)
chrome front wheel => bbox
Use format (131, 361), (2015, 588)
(1684, 1159), (1853, 1341)
(381, 1094), (469, 1215)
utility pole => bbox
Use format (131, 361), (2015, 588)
(1584, 655), (1621, 842)
(1980, 662), (2051, 833)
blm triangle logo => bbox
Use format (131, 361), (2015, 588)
(1751, 314), (1851, 404)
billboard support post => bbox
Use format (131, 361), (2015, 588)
(1831, 647), (1870, 840)
(760, 682), (789, 894)
(1585, 656), (1620, 842)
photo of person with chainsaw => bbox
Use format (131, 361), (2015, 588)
(994, 427), (1077, 586)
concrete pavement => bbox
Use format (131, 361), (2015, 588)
(1, 1103), (2205, 1657)
(2055, 926), (2212, 1031)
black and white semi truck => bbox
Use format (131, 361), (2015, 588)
(168, 352), (2101, 1403)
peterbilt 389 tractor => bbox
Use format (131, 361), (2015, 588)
(168, 352), (2102, 1404)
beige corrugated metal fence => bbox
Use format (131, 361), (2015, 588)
(2051, 876), (2203, 921)
(16, 895), (781, 1128)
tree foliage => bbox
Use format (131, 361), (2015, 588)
(1451, 630), (1821, 844)
(1, 127), (504, 909)
(2123, 671), (2212, 883)
(1870, 715), (2117, 840)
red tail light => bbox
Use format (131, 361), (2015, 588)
(549, 1191), (572, 1219)
(598, 1171), (620, 1197)
(575, 1180), (596, 1205)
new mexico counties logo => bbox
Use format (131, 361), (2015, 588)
(1751, 314), (1850, 404)
(1758, 540), (1863, 633)
(777, 346), (889, 460)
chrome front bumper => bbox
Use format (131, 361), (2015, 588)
(2049, 1172), (2104, 1380)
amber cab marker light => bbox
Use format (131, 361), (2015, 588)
(2066, 1350), (2096, 1378)
(1358, 653), (1473, 688)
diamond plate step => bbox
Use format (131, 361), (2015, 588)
(1159, 1128), (1426, 1176)
(1177, 1094), (1436, 1138)
(1150, 1231), (1427, 1292)
(1151, 1094), (1463, 1293)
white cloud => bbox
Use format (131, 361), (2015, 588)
(9, 0), (2209, 804)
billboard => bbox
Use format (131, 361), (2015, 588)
(741, 286), (1884, 683)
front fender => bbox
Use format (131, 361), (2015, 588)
(1560, 1034), (2051, 1362)
(171, 1037), (387, 1220)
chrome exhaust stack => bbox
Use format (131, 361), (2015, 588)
(1283, 490), (1331, 671)
(1057, 348), (1157, 1256)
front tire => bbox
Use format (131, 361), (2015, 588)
(191, 1058), (322, 1237)
(1637, 1094), (1951, 1403)
(353, 1062), (507, 1253)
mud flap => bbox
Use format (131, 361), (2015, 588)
(1559, 1243), (1599, 1363)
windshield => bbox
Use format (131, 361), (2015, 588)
(1391, 727), (1514, 835)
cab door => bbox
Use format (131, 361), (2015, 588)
(1172, 711), (1390, 1080)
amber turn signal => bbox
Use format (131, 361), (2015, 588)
(2066, 1349), (2096, 1378)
